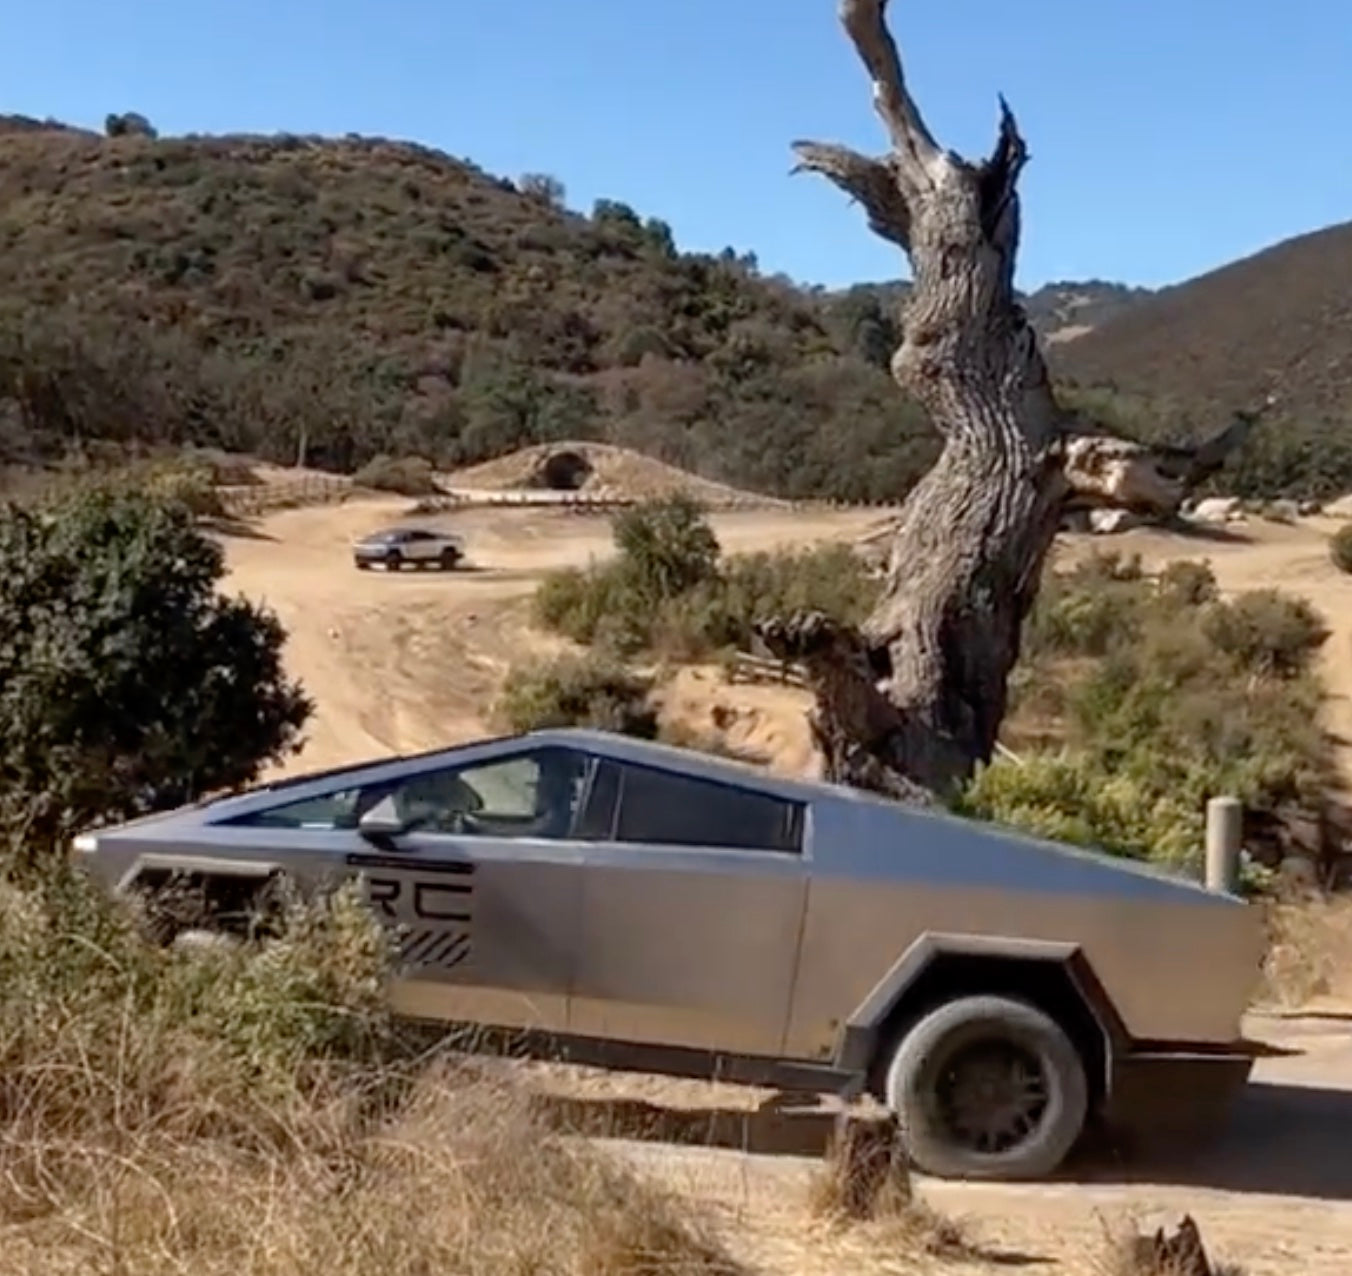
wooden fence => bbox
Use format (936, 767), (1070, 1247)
(219, 475), (354, 518)
(216, 474), (911, 521)
(726, 651), (808, 689)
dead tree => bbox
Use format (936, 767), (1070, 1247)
(757, 0), (1260, 803)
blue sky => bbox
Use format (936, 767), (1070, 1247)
(3, 0), (1349, 290)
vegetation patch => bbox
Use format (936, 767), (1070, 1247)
(962, 552), (1334, 876)
(353, 452), (442, 496)
(533, 494), (880, 660)
(1330, 523), (1352, 574)
(496, 653), (659, 738)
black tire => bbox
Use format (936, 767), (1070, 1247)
(882, 994), (1088, 1181)
(439, 547), (460, 570)
(386, 550), (403, 571)
(355, 559), (372, 571)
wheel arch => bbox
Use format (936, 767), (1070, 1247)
(835, 933), (1130, 1104)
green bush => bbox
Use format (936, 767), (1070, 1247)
(532, 497), (880, 660)
(956, 752), (1205, 866)
(990, 555), (1337, 873)
(1156, 558), (1220, 606)
(1331, 524), (1352, 574)
(0, 480), (311, 859)
(1201, 589), (1329, 679)
(611, 493), (720, 602)
(184, 446), (262, 486)
(496, 653), (658, 737)
(354, 453), (442, 496)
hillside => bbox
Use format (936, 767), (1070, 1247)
(827, 279), (1154, 346)
(1021, 279), (1154, 342)
(2, 118), (1349, 503)
(0, 122), (938, 503)
(1052, 220), (1352, 497)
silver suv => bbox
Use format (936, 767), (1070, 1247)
(352, 526), (464, 571)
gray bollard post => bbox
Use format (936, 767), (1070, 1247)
(1205, 796), (1243, 893)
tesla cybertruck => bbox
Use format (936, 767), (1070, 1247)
(74, 727), (1265, 1180)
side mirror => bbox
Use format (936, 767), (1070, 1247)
(358, 794), (412, 843)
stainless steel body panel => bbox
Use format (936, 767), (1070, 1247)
(353, 834), (583, 1034)
(570, 844), (808, 1055)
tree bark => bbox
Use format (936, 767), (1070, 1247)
(757, 0), (1261, 802)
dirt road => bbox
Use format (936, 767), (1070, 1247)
(222, 499), (1352, 786)
(220, 498), (882, 776)
(520, 1011), (1352, 1274)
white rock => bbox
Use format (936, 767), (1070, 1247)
(1192, 496), (1244, 523)
(1324, 493), (1352, 519)
(1088, 508), (1142, 534)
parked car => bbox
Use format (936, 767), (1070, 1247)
(72, 728), (1265, 1181)
(352, 526), (464, 571)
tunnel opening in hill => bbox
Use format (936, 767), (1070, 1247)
(532, 450), (593, 491)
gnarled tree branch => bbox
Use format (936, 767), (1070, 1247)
(768, 1), (1261, 805)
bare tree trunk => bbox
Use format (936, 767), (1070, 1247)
(757, 0), (1258, 804)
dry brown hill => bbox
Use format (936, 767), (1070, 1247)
(442, 441), (787, 505)
(1053, 220), (1352, 440)
(0, 121), (934, 504)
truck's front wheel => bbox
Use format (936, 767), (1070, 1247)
(882, 994), (1088, 1181)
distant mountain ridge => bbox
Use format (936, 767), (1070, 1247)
(821, 278), (1155, 345)
(0, 115), (1348, 500)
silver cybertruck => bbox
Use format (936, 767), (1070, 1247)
(74, 727), (1265, 1181)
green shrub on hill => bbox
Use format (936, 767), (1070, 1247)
(496, 653), (659, 737)
(971, 553), (1335, 873)
(354, 453), (442, 495)
(532, 496), (881, 659)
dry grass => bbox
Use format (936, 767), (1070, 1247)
(1, 1068), (743, 1276)
(1092, 1217), (1247, 1276)
(1255, 892), (1352, 1008)
(803, 1117), (974, 1265)
(0, 871), (744, 1276)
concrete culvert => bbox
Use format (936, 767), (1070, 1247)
(534, 449), (593, 491)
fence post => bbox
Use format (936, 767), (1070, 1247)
(1205, 796), (1242, 894)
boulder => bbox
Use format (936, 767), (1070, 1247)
(1088, 508), (1142, 535)
(1266, 498), (1302, 522)
(1191, 496), (1245, 523)
(1062, 435), (1186, 513)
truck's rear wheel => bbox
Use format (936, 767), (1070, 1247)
(882, 994), (1088, 1181)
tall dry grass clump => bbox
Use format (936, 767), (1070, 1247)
(0, 865), (743, 1275)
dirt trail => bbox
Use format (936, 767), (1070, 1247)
(536, 1012), (1352, 1274)
(220, 498), (880, 776)
(219, 497), (1352, 1272)
(223, 500), (1352, 787)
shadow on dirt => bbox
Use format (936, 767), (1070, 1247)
(202, 515), (277, 542)
(1157, 516), (1255, 545)
(1079, 1079), (1352, 1201)
(527, 1075), (1352, 1203)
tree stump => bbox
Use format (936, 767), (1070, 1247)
(1130, 1215), (1214, 1276)
(818, 1110), (912, 1220)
